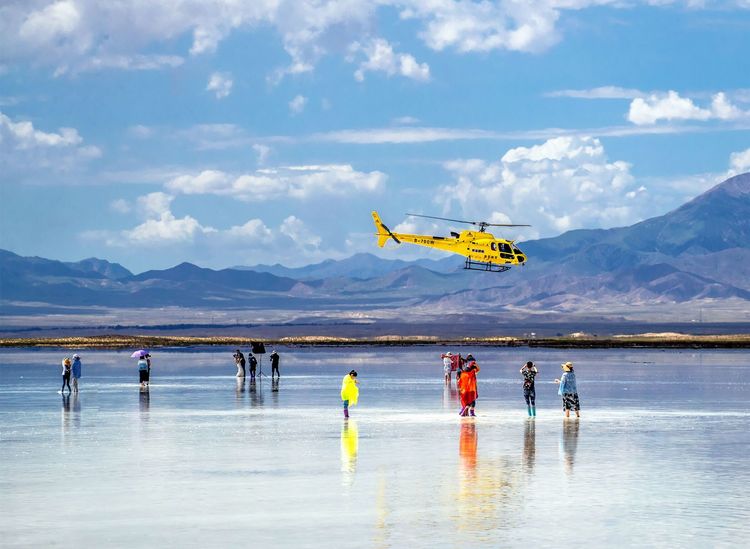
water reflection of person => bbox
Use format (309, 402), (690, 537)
(139, 387), (150, 414)
(459, 421), (478, 471)
(561, 419), (580, 475)
(455, 421), (518, 534)
(341, 420), (359, 487)
(443, 381), (459, 410)
(236, 377), (245, 406)
(61, 393), (71, 435)
(523, 419), (535, 473)
(271, 378), (280, 406)
(249, 379), (263, 407)
(71, 392), (81, 429)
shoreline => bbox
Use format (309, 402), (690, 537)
(2, 333), (750, 349)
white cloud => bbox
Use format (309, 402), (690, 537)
(253, 144), (271, 165)
(546, 86), (646, 99)
(128, 124), (154, 139)
(400, 0), (561, 54)
(94, 192), (326, 263)
(1, 111), (82, 149)
(176, 123), (253, 150)
(351, 38), (430, 82)
(280, 215), (322, 248)
(314, 126), (503, 144)
(0, 110), (101, 173)
(627, 91), (749, 125)
(165, 164), (386, 201)
(392, 116), (420, 125)
(3, 1), (749, 82)
(289, 94), (308, 115)
(137, 192), (174, 218)
(58, 54), (183, 75)
(109, 198), (131, 214)
(729, 147), (750, 174)
(124, 211), (211, 245)
(206, 71), (233, 99)
(436, 136), (647, 239)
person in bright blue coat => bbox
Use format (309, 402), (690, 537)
(71, 354), (82, 393)
(555, 361), (580, 418)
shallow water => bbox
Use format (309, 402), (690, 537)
(1, 347), (749, 548)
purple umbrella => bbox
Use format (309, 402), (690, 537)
(130, 350), (149, 359)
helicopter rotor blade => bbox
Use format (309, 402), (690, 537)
(406, 213), (531, 228)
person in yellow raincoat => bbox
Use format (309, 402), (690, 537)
(341, 370), (359, 418)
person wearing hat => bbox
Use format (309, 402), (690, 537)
(457, 360), (481, 417)
(270, 350), (280, 378)
(555, 362), (580, 418)
(442, 352), (453, 384)
(71, 354), (82, 393)
(340, 370), (359, 419)
(520, 361), (538, 417)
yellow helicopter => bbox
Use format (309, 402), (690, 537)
(372, 211), (530, 272)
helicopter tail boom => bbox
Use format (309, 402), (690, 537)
(372, 211), (400, 247)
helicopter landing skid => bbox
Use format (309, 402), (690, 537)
(464, 258), (511, 273)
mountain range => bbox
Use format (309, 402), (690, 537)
(2, 173), (749, 324)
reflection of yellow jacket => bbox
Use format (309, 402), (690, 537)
(341, 374), (359, 405)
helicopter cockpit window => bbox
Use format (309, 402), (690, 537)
(499, 243), (512, 254)
(490, 243), (497, 251)
(512, 246), (522, 254)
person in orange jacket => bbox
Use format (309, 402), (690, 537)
(457, 356), (480, 417)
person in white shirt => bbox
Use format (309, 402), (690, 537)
(443, 352), (453, 384)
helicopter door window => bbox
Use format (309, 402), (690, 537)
(490, 243), (497, 251)
(499, 243), (512, 253)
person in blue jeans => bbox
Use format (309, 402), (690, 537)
(555, 361), (580, 418)
(71, 354), (82, 393)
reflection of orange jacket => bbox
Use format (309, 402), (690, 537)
(457, 365), (480, 394)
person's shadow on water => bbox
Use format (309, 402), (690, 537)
(561, 419), (580, 475)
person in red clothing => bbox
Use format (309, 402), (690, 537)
(457, 357), (480, 417)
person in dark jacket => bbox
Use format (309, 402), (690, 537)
(270, 350), (280, 378)
(248, 352), (258, 380)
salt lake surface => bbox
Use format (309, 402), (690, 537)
(1, 346), (749, 548)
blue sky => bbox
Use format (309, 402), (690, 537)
(1, 0), (749, 272)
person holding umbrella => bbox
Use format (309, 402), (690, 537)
(132, 350), (151, 388)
